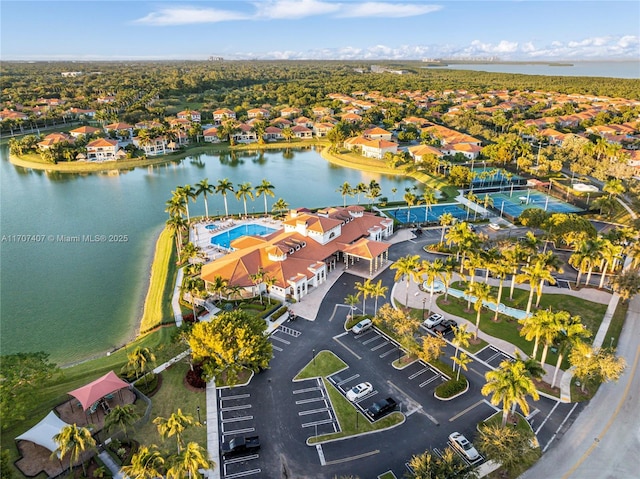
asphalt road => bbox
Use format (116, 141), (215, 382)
(519, 293), (640, 479)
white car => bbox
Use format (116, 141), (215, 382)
(351, 318), (373, 335)
(423, 313), (444, 329)
(489, 222), (501, 231)
(449, 432), (480, 461)
(346, 382), (373, 402)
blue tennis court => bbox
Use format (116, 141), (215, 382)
(383, 203), (469, 224)
(489, 190), (583, 218)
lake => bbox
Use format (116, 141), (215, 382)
(0, 146), (417, 365)
(424, 61), (639, 79)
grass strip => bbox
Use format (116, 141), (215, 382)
(294, 350), (348, 380)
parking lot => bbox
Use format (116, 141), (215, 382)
(475, 344), (515, 368)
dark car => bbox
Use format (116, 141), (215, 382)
(366, 397), (397, 419)
(433, 319), (457, 335)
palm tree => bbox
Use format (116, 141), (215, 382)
(422, 189), (437, 218)
(154, 409), (199, 453)
(463, 251), (484, 287)
(482, 359), (540, 427)
(451, 352), (472, 381)
(533, 251), (563, 307)
(502, 245), (523, 301)
(180, 241), (202, 265)
(439, 212), (454, 244)
(215, 178), (234, 217)
(355, 182), (368, 204)
(551, 315), (591, 388)
(370, 279), (388, 316)
(235, 182), (254, 217)
(195, 178), (214, 219)
(403, 187), (417, 220)
(466, 282), (494, 339)
(491, 256), (512, 321)
(255, 179), (275, 216)
(124, 347), (156, 384)
(337, 181), (353, 207)
(603, 178), (625, 200)
(208, 275), (228, 303)
(569, 238), (601, 287)
(181, 185), (198, 223)
(282, 126), (293, 142)
(518, 309), (555, 361)
(598, 239), (623, 289)
(421, 259), (446, 317)
(442, 257), (456, 303)
(391, 254), (421, 307)
(104, 404), (139, 440)
(354, 279), (374, 315)
(517, 258), (555, 317)
(344, 293), (360, 319)
(166, 441), (212, 479)
(166, 215), (187, 256)
(271, 197), (289, 217)
(182, 276), (203, 320)
(121, 445), (165, 479)
(451, 324), (473, 373)
(52, 424), (96, 476)
(263, 274), (277, 304)
(165, 195), (186, 219)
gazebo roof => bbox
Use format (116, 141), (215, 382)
(15, 411), (70, 455)
(68, 371), (129, 411)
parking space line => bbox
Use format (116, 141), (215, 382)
(302, 418), (335, 428)
(221, 393), (251, 401)
(278, 325), (301, 337)
(221, 416), (253, 423)
(222, 426), (255, 435)
(354, 391), (378, 403)
(298, 407), (330, 416)
(272, 344), (283, 352)
(379, 347), (398, 358)
(535, 400), (560, 435)
(449, 400), (485, 422)
(271, 335), (291, 344)
(419, 375), (441, 388)
(224, 469), (261, 479)
(223, 454), (259, 465)
(371, 341), (389, 351)
(483, 399), (500, 412)
(221, 405), (252, 412)
(408, 368), (428, 380)
(336, 374), (360, 386)
(295, 397), (326, 405)
(316, 444), (326, 465)
(362, 335), (382, 345)
(293, 386), (321, 394)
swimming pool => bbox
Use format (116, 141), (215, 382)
(384, 204), (469, 224)
(210, 224), (277, 249)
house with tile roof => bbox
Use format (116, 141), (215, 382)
(86, 138), (120, 161)
(1, 110), (29, 121)
(177, 110), (201, 122)
(69, 126), (101, 139)
(201, 207), (393, 302)
(344, 136), (398, 159)
(247, 108), (270, 120)
(440, 142), (482, 160)
(363, 127), (393, 141)
(213, 108), (236, 124)
(279, 107), (301, 118)
(291, 125), (312, 139)
(203, 127), (221, 143)
(313, 122), (334, 138)
(133, 136), (171, 156)
(264, 126), (283, 141)
(408, 144), (444, 162)
(37, 133), (75, 150)
(232, 123), (258, 144)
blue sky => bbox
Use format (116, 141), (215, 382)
(1, 1), (639, 61)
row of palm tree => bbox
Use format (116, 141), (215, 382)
(336, 179), (382, 208)
(352, 278), (389, 316)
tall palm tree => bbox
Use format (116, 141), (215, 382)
(551, 315), (591, 388)
(451, 352), (472, 381)
(502, 245), (523, 300)
(603, 178), (625, 199)
(166, 215), (187, 256)
(517, 259), (555, 317)
(569, 238), (600, 287)
(215, 178), (234, 217)
(537, 309), (568, 368)
(598, 239), (623, 289)
(442, 257), (456, 303)
(255, 179), (275, 216)
(391, 254), (421, 307)
(165, 195), (186, 219)
(355, 182), (368, 205)
(519, 309), (555, 361)
(439, 212), (454, 244)
(271, 197), (289, 217)
(344, 293), (360, 318)
(451, 324), (472, 374)
(533, 251), (563, 307)
(166, 441), (212, 479)
(354, 279), (374, 315)
(235, 182), (254, 217)
(52, 424), (96, 476)
(463, 251), (484, 286)
(208, 275), (228, 303)
(482, 359), (540, 427)
(370, 279), (388, 316)
(154, 409), (198, 453)
(337, 181), (353, 207)
(195, 178), (214, 219)
(104, 404), (139, 440)
(182, 276), (203, 321)
(180, 241), (202, 265)
(124, 347), (156, 383)
(403, 187), (418, 220)
(491, 255), (513, 321)
(422, 189), (437, 218)
(466, 282), (494, 339)
(421, 259), (446, 317)
(176, 185), (196, 223)
(121, 445), (165, 479)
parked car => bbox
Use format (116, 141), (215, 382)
(366, 397), (397, 419)
(449, 432), (480, 461)
(423, 313), (444, 329)
(351, 318), (373, 335)
(433, 319), (458, 335)
(221, 435), (261, 458)
(489, 222), (500, 231)
(346, 382), (373, 402)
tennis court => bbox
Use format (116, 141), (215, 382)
(384, 203), (469, 224)
(489, 190), (583, 218)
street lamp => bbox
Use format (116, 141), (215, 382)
(312, 349), (316, 366)
(422, 298), (426, 320)
(197, 405), (201, 424)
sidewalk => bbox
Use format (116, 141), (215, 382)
(172, 267), (184, 327)
(391, 271), (614, 402)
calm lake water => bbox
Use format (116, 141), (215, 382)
(0, 145), (417, 365)
(425, 61), (639, 79)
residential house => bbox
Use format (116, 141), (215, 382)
(213, 108), (236, 124)
(341, 113), (362, 124)
(440, 143), (482, 160)
(177, 110), (201, 122)
(232, 123), (258, 144)
(104, 122), (134, 139)
(69, 126), (101, 139)
(168, 118), (192, 130)
(133, 136), (170, 156)
(203, 127), (221, 143)
(363, 127), (393, 141)
(200, 206), (393, 302)
(264, 126), (283, 141)
(313, 122), (334, 138)
(293, 116), (313, 128)
(279, 107), (301, 118)
(96, 96), (116, 104)
(312, 106), (334, 117)
(0, 110), (28, 121)
(291, 125), (312, 139)
(344, 136), (398, 159)
(67, 108), (96, 119)
(86, 138), (120, 161)
(407, 144), (443, 162)
(37, 133), (75, 150)
(247, 108), (270, 120)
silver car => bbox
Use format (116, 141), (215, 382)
(449, 432), (480, 461)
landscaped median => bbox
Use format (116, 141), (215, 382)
(293, 350), (404, 444)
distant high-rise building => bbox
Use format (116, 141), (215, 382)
(208, 56), (224, 61)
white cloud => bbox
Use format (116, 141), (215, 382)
(133, 7), (248, 26)
(338, 2), (442, 18)
(252, 0), (340, 19)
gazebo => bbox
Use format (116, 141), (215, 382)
(15, 411), (69, 456)
(68, 370), (130, 411)
(342, 238), (390, 276)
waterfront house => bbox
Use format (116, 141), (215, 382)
(264, 126), (283, 141)
(69, 126), (101, 139)
(232, 124), (258, 144)
(408, 144), (444, 162)
(344, 136), (398, 159)
(86, 138), (120, 161)
(363, 127), (393, 141)
(203, 127), (221, 143)
(291, 125), (312, 139)
(37, 132), (75, 150)
(313, 122), (334, 138)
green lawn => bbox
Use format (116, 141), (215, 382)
(132, 361), (206, 453)
(294, 350), (348, 380)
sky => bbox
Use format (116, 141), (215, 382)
(1, 1), (639, 61)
